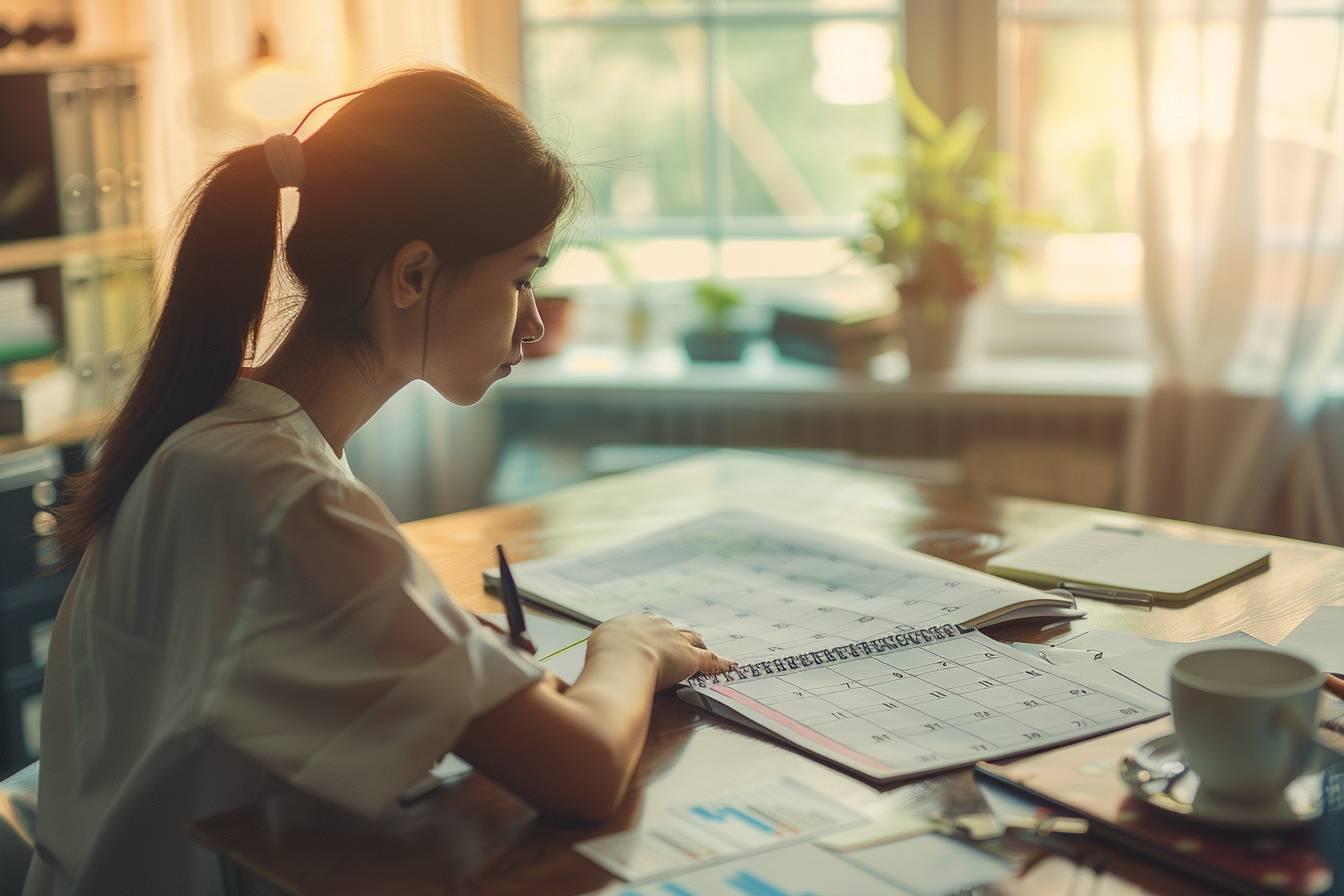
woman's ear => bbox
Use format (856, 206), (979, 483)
(390, 241), (438, 309)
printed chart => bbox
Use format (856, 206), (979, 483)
(575, 778), (866, 881)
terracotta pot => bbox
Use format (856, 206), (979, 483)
(529, 296), (573, 359)
(900, 294), (969, 374)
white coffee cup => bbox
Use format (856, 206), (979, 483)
(1169, 647), (1323, 804)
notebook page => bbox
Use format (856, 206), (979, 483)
(505, 510), (1070, 665)
(988, 528), (1269, 595)
(685, 628), (1166, 783)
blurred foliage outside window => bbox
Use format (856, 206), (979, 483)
(523, 0), (1344, 322)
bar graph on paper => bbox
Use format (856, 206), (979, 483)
(626, 871), (821, 896)
(592, 842), (908, 896)
(574, 778), (865, 882)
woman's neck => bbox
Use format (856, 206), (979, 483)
(249, 331), (405, 458)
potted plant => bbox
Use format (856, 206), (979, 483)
(851, 68), (1052, 373)
(682, 280), (750, 362)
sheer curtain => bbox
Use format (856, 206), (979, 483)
(132, 0), (501, 521)
(1123, 0), (1344, 543)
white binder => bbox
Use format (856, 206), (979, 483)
(46, 69), (96, 234)
(86, 66), (125, 231)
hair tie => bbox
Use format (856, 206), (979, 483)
(263, 133), (305, 190)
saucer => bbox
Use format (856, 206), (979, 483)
(1119, 733), (1322, 830)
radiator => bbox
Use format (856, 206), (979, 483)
(499, 392), (1132, 508)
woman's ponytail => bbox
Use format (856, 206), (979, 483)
(56, 144), (281, 561)
(54, 67), (575, 563)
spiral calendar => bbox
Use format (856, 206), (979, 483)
(680, 622), (1165, 782)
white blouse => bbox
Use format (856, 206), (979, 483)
(23, 378), (542, 896)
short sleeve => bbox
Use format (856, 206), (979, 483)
(200, 476), (542, 818)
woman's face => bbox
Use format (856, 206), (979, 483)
(423, 227), (553, 405)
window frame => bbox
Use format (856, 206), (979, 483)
(504, 0), (1148, 359)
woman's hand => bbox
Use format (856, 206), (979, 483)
(587, 613), (736, 691)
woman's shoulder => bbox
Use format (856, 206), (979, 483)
(139, 408), (348, 531)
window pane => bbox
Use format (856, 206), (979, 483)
(999, 6), (1140, 307)
(720, 19), (901, 225)
(525, 25), (708, 226)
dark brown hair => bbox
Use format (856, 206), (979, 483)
(56, 68), (574, 561)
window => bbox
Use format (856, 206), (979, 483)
(999, 0), (1140, 310)
(998, 0), (1344, 315)
(521, 0), (903, 285)
(518, 0), (1344, 356)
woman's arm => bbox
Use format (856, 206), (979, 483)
(454, 614), (733, 821)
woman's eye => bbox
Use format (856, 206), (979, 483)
(515, 278), (533, 292)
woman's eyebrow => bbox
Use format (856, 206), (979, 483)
(522, 253), (549, 268)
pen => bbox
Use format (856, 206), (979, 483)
(495, 545), (535, 652)
(1058, 582), (1155, 607)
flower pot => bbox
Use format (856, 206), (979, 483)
(682, 328), (751, 362)
(529, 295), (573, 359)
(900, 295), (969, 374)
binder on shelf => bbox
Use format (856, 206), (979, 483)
(46, 68), (96, 235)
(115, 66), (144, 226)
(86, 66), (125, 231)
(97, 256), (152, 407)
(60, 256), (105, 412)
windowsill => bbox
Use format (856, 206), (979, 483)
(496, 340), (1149, 405)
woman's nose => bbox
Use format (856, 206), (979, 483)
(518, 291), (545, 344)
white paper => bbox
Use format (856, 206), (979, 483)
(581, 836), (1011, 896)
(573, 777), (866, 881)
(843, 833), (1013, 896)
(580, 842), (903, 895)
(686, 629), (1165, 783)
(1046, 629), (1267, 699)
(505, 510), (1072, 666)
(1278, 603), (1344, 674)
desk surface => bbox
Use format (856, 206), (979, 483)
(190, 450), (1344, 895)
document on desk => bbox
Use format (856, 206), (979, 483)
(1278, 602), (1344, 674)
(581, 836), (1012, 896)
(574, 776), (866, 881)
(491, 510), (1079, 667)
(1039, 629), (1268, 700)
(680, 624), (1166, 784)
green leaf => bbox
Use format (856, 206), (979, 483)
(931, 108), (986, 173)
(894, 65), (944, 142)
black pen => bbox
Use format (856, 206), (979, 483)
(495, 545), (534, 652)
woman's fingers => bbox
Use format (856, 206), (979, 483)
(695, 648), (737, 675)
(679, 628), (707, 649)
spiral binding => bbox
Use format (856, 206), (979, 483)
(690, 622), (971, 687)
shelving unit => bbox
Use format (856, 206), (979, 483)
(0, 47), (148, 76)
(0, 224), (151, 277)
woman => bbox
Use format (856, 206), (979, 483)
(28, 68), (734, 895)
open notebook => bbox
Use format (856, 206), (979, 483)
(486, 510), (1079, 664)
(986, 525), (1270, 603)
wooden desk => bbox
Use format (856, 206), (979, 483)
(190, 450), (1344, 895)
